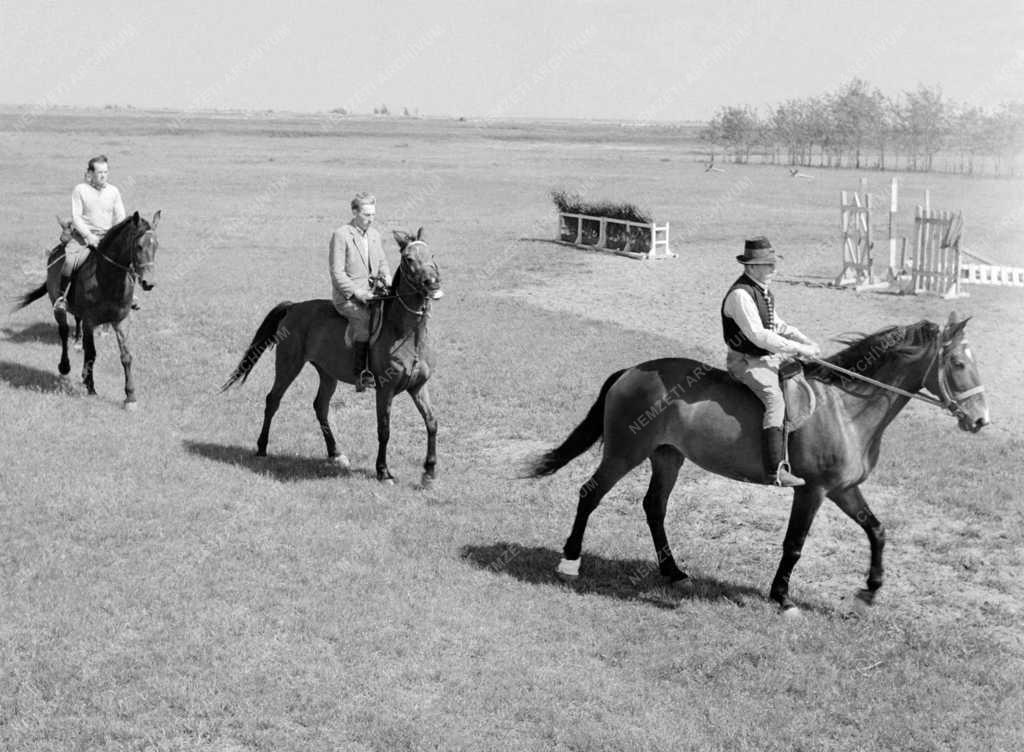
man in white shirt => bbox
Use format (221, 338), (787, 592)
(721, 237), (820, 487)
(50, 155), (127, 313)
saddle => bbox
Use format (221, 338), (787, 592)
(780, 359), (816, 432)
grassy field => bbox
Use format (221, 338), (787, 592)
(1, 109), (1023, 751)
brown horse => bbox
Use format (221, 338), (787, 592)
(529, 313), (989, 612)
(16, 211), (161, 408)
(220, 229), (441, 485)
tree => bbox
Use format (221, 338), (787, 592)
(831, 78), (886, 169)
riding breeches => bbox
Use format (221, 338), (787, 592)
(726, 350), (785, 428)
(333, 298), (371, 342)
(46, 242), (90, 291)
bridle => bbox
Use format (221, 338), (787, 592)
(809, 334), (985, 422)
(97, 228), (156, 280)
(371, 240), (437, 317)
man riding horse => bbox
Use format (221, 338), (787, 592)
(330, 191), (390, 392)
(722, 237), (821, 487)
(49, 155), (128, 313)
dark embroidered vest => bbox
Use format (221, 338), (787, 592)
(721, 274), (774, 357)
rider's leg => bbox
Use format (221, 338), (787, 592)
(52, 242), (88, 313)
(335, 298), (373, 391)
(728, 354), (805, 487)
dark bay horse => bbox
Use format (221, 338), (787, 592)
(529, 313), (989, 612)
(220, 229), (441, 485)
(16, 211), (161, 408)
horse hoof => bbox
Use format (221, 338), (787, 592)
(419, 473), (435, 489)
(854, 589), (876, 610)
(255, 449), (267, 458)
(780, 605), (803, 618)
(665, 575), (694, 594)
(555, 557), (580, 580)
(328, 454), (351, 470)
(123, 401), (138, 411)
(379, 477), (396, 486)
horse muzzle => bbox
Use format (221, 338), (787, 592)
(140, 279), (155, 292)
(957, 408), (990, 433)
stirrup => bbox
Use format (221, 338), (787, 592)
(770, 461), (806, 487)
(357, 369), (376, 390)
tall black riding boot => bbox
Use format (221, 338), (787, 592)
(352, 341), (371, 392)
(762, 426), (805, 487)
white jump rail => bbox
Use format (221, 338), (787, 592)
(959, 264), (1024, 287)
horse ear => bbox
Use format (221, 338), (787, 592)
(943, 311), (970, 343)
(131, 211), (140, 225)
(393, 230), (411, 250)
(416, 227), (424, 240)
(151, 210), (161, 229)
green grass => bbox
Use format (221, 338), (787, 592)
(1, 110), (1022, 751)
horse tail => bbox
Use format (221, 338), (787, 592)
(528, 368), (627, 477)
(219, 301), (293, 391)
(13, 283), (48, 312)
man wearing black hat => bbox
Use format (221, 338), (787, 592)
(721, 236), (820, 487)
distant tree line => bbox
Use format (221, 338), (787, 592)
(700, 78), (1024, 176)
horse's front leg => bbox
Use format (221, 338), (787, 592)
(81, 323), (97, 395)
(375, 386), (396, 483)
(828, 485), (886, 606)
(73, 317), (83, 351)
(111, 319), (136, 409)
(408, 383), (437, 486)
(770, 485), (825, 613)
(55, 310), (71, 376)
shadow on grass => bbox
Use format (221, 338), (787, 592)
(461, 542), (824, 613)
(1, 321), (59, 344)
(0, 359), (68, 393)
(183, 439), (376, 482)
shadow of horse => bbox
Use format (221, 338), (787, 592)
(0, 360), (72, 393)
(182, 440), (377, 483)
(1, 322), (60, 344)
(460, 542), (796, 612)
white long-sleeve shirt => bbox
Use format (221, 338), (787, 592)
(722, 276), (810, 356)
(71, 182), (126, 243)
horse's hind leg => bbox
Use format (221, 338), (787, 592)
(312, 364), (345, 465)
(256, 349), (304, 457)
(769, 485), (825, 612)
(642, 445), (687, 582)
(828, 485), (885, 605)
(558, 455), (636, 579)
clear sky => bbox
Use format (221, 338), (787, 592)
(1, 0), (1021, 121)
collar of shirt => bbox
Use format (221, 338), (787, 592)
(742, 271), (768, 292)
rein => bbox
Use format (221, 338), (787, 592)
(96, 229), (154, 279)
(808, 338), (985, 421)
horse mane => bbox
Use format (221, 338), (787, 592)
(389, 258), (404, 293)
(95, 214), (144, 255)
(805, 320), (940, 384)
